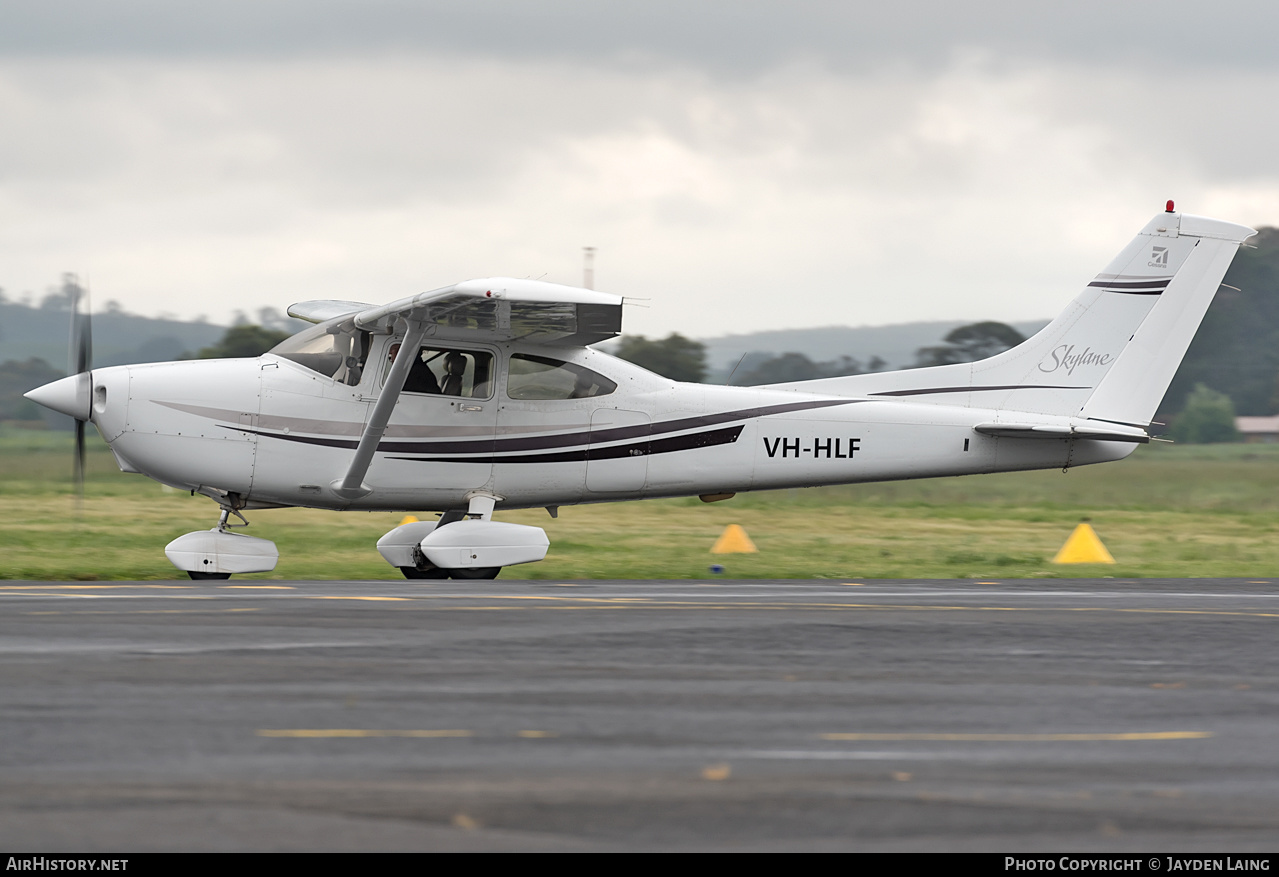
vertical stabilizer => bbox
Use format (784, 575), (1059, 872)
(773, 209), (1255, 423)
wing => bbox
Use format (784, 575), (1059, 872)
(349, 278), (623, 346)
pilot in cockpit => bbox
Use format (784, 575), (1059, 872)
(388, 342), (442, 395)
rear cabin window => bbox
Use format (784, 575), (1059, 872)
(506, 354), (616, 400)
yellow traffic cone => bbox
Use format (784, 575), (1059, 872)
(711, 524), (758, 554)
(1052, 522), (1115, 564)
(399, 515), (419, 526)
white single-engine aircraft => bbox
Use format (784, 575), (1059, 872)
(25, 204), (1254, 580)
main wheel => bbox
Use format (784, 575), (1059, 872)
(188, 571), (232, 580)
(448, 567), (501, 580)
(400, 566), (450, 580)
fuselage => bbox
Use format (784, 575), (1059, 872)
(89, 332), (1134, 513)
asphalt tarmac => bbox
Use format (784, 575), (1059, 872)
(2, 578), (1278, 852)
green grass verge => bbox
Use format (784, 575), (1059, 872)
(2, 426), (1278, 580)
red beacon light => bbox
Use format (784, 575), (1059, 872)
(1166, 200), (1175, 213)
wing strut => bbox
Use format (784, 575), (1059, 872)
(332, 318), (428, 500)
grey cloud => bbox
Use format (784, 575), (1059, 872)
(2, 4), (1278, 333)
(3, 1), (1279, 74)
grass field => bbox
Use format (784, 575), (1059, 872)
(2, 426), (1278, 580)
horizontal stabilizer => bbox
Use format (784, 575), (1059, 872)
(973, 421), (1150, 443)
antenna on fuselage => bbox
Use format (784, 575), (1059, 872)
(583, 246), (596, 290)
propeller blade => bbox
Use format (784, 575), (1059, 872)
(65, 275), (92, 501)
(74, 419), (85, 501)
(69, 274), (92, 377)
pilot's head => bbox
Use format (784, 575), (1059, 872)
(444, 352), (466, 374)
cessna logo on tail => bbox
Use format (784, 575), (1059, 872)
(1149, 246), (1169, 268)
(1038, 344), (1113, 376)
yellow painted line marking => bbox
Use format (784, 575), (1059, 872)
(820, 731), (1212, 742)
(843, 583), (866, 586)
(0, 584), (193, 590)
(439, 595), (655, 603)
(220, 585), (296, 590)
(11, 590), (1279, 621)
(517, 730), (557, 738)
(701, 763), (731, 781)
(24, 608), (259, 616)
(395, 602), (1279, 619)
(272, 603), (1279, 622)
(257, 729), (474, 738)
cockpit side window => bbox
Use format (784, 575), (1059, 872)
(269, 318), (370, 386)
(386, 345), (494, 399)
(506, 354), (616, 400)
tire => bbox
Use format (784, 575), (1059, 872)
(187, 571), (232, 581)
(400, 566), (450, 580)
(448, 567), (501, 580)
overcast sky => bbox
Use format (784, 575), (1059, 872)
(3, 1), (1279, 337)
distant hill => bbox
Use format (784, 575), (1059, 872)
(0, 300), (311, 371)
(0, 301), (225, 370)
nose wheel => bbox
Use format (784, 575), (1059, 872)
(164, 502), (279, 581)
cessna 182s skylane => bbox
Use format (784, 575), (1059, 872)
(24, 204), (1255, 580)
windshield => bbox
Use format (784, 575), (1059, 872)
(269, 318), (371, 386)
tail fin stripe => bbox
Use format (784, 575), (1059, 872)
(1087, 279), (1171, 293)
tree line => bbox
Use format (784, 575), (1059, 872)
(9, 228), (1279, 443)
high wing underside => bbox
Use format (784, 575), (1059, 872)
(289, 278), (624, 347)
